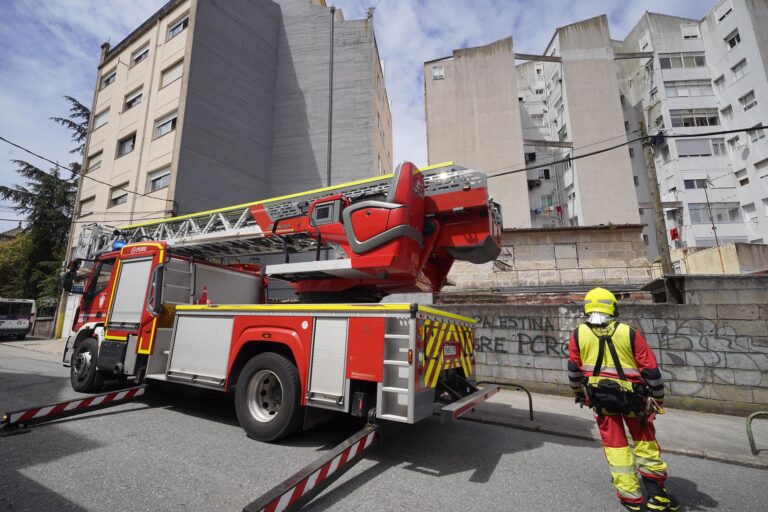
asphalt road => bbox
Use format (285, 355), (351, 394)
(1, 342), (766, 512)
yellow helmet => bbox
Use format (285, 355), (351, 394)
(584, 287), (618, 316)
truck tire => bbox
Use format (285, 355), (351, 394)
(70, 338), (105, 393)
(235, 352), (303, 442)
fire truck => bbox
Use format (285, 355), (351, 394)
(36, 161), (499, 446)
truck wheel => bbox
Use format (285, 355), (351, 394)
(235, 352), (303, 442)
(70, 338), (104, 393)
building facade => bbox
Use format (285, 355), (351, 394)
(618, 0), (768, 254)
(425, 0), (768, 262)
(71, 0), (391, 244)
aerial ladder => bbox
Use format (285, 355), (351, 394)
(2, 161), (503, 510)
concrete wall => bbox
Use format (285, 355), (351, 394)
(440, 301), (768, 415)
(174, 0), (281, 213)
(424, 38), (531, 228)
(445, 225), (651, 291)
(673, 243), (768, 274)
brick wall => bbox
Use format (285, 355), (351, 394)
(440, 303), (768, 415)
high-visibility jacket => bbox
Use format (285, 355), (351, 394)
(567, 321), (664, 400)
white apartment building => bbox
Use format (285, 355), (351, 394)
(618, 0), (768, 251)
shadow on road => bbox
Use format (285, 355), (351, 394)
(664, 476), (719, 511)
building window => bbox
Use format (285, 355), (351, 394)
(131, 44), (149, 66)
(669, 109), (719, 127)
(658, 52), (706, 69)
(739, 90), (757, 111)
(538, 168), (550, 180)
(739, 176), (750, 186)
(147, 167), (171, 193)
(749, 124), (765, 142)
(624, 121), (630, 131)
(725, 29), (741, 50)
(657, 144), (671, 162)
(639, 31), (651, 50)
(727, 136), (740, 152)
(664, 80), (713, 97)
(109, 184), (129, 208)
(161, 60), (184, 88)
(714, 0), (733, 22)
(154, 111), (178, 138)
(633, 175), (639, 186)
(712, 138), (727, 155)
(655, 115), (665, 130)
(720, 105), (733, 122)
(124, 88), (143, 111)
(117, 133), (136, 157)
(558, 125), (568, 141)
(92, 108), (109, 130)
(629, 148), (635, 158)
(713, 76), (725, 92)
(378, 157), (383, 175)
(689, 202), (740, 224)
(534, 88), (544, 95)
(677, 138), (717, 157)
(643, 234), (649, 245)
(540, 195), (553, 208)
(731, 59), (748, 80)
(743, 203), (757, 221)
(431, 65), (444, 80)
(100, 68), (116, 89)
(86, 151), (102, 172)
(684, 179), (708, 189)
(681, 24), (700, 39)
(531, 114), (545, 127)
(78, 196), (95, 218)
(167, 14), (189, 41)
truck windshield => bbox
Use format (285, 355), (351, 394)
(0, 302), (33, 320)
(93, 259), (115, 294)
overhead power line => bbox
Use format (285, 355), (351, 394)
(0, 135), (173, 204)
(486, 126), (765, 180)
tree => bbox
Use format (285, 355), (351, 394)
(0, 96), (87, 302)
(0, 232), (32, 297)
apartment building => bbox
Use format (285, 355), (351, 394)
(424, 17), (641, 231)
(72, 0), (391, 241)
(617, 0), (768, 252)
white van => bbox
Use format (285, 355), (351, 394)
(0, 298), (36, 340)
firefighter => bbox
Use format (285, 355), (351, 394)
(567, 288), (678, 512)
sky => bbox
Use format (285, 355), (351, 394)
(0, 0), (710, 231)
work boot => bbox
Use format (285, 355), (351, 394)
(620, 501), (644, 511)
(646, 492), (679, 511)
(643, 478), (679, 511)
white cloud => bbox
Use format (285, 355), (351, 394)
(0, 0), (710, 232)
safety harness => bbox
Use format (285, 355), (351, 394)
(581, 325), (646, 417)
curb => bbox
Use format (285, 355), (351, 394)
(464, 413), (768, 471)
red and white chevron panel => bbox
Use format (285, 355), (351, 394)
(3, 386), (146, 427)
(259, 429), (378, 512)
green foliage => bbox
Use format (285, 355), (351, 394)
(0, 232), (32, 297)
(0, 96), (87, 303)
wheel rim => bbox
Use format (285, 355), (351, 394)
(246, 369), (283, 423)
(73, 349), (92, 379)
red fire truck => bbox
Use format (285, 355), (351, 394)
(56, 161), (501, 442)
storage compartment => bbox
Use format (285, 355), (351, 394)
(166, 315), (234, 388)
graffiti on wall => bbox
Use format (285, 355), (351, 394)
(474, 315), (568, 357)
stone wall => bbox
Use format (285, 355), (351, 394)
(440, 303), (768, 415)
(447, 225), (651, 291)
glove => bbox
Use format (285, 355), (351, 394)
(574, 390), (588, 407)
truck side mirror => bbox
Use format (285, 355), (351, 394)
(62, 270), (79, 293)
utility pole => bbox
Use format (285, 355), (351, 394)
(703, 177), (726, 273)
(639, 123), (673, 276)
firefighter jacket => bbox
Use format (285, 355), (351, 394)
(567, 321), (665, 401)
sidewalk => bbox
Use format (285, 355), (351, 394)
(5, 338), (768, 469)
(466, 385), (768, 470)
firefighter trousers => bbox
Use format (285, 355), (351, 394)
(595, 412), (668, 505)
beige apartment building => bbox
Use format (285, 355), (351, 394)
(424, 17), (642, 231)
(60, 0), (392, 335)
(72, 0), (391, 239)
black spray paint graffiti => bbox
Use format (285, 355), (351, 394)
(654, 319), (768, 393)
(473, 316), (569, 357)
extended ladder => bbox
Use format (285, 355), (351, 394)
(74, 162), (499, 261)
